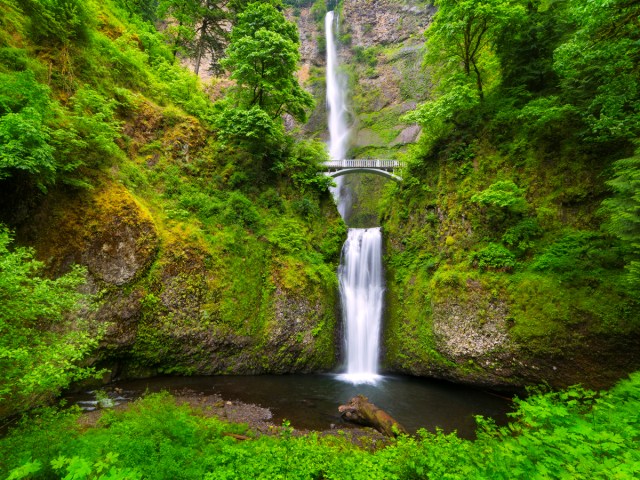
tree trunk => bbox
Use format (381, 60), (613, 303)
(338, 395), (407, 437)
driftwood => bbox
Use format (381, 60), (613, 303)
(338, 395), (407, 437)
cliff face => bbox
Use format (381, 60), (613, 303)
(6, 97), (344, 381)
(293, 0), (640, 390)
(380, 145), (640, 390)
(295, 0), (434, 158)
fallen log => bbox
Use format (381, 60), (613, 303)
(222, 432), (251, 441)
(338, 395), (407, 437)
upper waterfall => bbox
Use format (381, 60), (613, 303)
(325, 10), (351, 219)
(325, 11), (349, 161)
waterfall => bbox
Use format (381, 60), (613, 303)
(338, 228), (383, 383)
(325, 11), (351, 218)
(326, 11), (382, 384)
(325, 11), (349, 161)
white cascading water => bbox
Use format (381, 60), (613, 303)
(338, 228), (383, 383)
(325, 11), (351, 218)
(326, 11), (382, 384)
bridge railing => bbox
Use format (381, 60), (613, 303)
(323, 159), (405, 170)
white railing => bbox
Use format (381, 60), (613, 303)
(323, 159), (406, 170)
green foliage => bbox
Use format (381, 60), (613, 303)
(403, 76), (479, 134)
(425, 0), (525, 100)
(471, 243), (516, 271)
(222, 191), (262, 230)
(471, 181), (529, 232)
(554, 0), (640, 143)
(501, 218), (542, 256)
(21, 0), (94, 45)
(0, 71), (56, 188)
(157, 0), (229, 74)
(60, 87), (124, 165)
(495, 0), (570, 95)
(0, 46), (29, 71)
(0, 71), (124, 188)
(471, 180), (527, 212)
(0, 228), (100, 417)
(472, 373), (640, 479)
(214, 104), (284, 151)
(51, 453), (142, 480)
(3, 375), (640, 479)
(600, 153), (640, 289)
(267, 218), (307, 253)
(272, 139), (333, 194)
(530, 231), (623, 282)
(353, 45), (377, 68)
(219, 1), (314, 128)
(309, 0), (326, 24)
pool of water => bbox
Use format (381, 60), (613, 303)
(68, 374), (512, 439)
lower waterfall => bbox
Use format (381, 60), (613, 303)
(337, 228), (383, 384)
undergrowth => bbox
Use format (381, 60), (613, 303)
(2, 373), (639, 479)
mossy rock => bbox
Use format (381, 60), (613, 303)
(27, 182), (159, 286)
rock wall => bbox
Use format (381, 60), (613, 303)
(292, 0), (640, 391)
(294, 0), (434, 157)
(381, 146), (640, 390)
(7, 97), (344, 382)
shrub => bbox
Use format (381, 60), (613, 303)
(0, 71), (56, 188)
(273, 139), (333, 194)
(214, 105), (285, 152)
(471, 180), (528, 213)
(600, 153), (640, 290)
(0, 228), (99, 417)
(267, 219), (307, 253)
(530, 231), (623, 284)
(0, 47), (28, 71)
(502, 218), (542, 256)
(22, 0), (94, 46)
(471, 243), (517, 271)
(222, 191), (261, 230)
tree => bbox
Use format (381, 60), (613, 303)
(20, 0), (94, 46)
(221, 1), (312, 120)
(425, 0), (525, 100)
(157, 0), (229, 74)
(0, 71), (56, 190)
(600, 153), (640, 290)
(191, 0), (229, 75)
(216, 1), (313, 148)
(494, 0), (572, 96)
(0, 228), (100, 417)
(554, 0), (640, 143)
(120, 0), (159, 21)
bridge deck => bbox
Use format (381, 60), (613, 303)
(323, 159), (405, 171)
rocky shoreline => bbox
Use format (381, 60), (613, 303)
(75, 389), (390, 447)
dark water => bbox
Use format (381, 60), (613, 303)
(69, 374), (511, 439)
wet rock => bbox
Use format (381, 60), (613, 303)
(391, 124), (421, 145)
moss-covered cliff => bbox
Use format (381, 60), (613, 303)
(380, 141), (640, 389)
(0, 0), (346, 385)
(291, 0), (640, 390)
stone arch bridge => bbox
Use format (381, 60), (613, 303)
(322, 159), (405, 182)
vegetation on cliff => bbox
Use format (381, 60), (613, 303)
(1, 0), (639, 477)
(381, 0), (640, 388)
(0, 0), (343, 418)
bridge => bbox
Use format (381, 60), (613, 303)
(322, 159), (405, 182)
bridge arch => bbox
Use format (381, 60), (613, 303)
(325, 168), (402, 182)
(322, 159), (405, 182)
